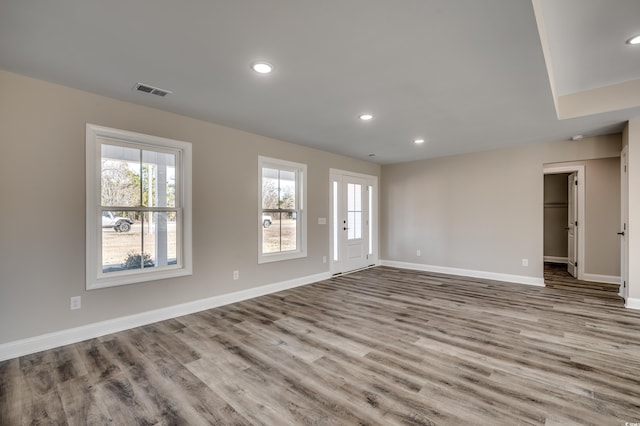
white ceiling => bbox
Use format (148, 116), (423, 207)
(1, 0), (639, 164)
(538, 0), (640, 96)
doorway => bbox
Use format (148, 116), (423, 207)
(543, 165), (585, 280)
(330, 170), (378, 274)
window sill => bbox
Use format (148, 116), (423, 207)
(258, 250), (307, 264)
(87, 266), (192, 290)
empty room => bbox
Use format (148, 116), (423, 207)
(2, 0), (640, 424)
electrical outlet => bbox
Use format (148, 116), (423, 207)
(233, 270), (239, 280)
(322, 256), (327, 264)
(70, 296), (81, 310)
(522, 259), (528, 267)
(416, 249), (421, 257)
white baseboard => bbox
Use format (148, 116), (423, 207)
(544, 256), (568, 264)
(380, 260), (544, 287)
(625, 297), (640, 310)
(0, 271), (331, 362)
(582, 273), (621, 285)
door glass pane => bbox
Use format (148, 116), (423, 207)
(101, 144), (141, 207)
(347, 183), (362, 241)
(333, 181), (339, 261)
(348, 212), (355, 240)
(347, 184), (355, 211)
(354, 212), (362, 239)
(369, 185), (373, 255)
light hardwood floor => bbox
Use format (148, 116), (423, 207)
(2, 266), (640, 425)
(544, 262), (622, 302)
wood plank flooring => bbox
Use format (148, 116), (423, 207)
(2, 266), (640, 425)
(544, 262), (622, 302)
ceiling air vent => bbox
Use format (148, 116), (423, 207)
(134, 83), (172, 97)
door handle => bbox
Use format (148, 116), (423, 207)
(343, 227), (349, 231)
(618, 231), (625, 236)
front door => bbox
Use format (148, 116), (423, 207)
(567, 172), (578, 277)
(331, 172), (375, 274)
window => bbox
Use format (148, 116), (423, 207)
(86, 124), (192, 289)
(258, 156), (306, 263)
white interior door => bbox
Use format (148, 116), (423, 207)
(331, 172), (376, 274)
(620, 147), (629, 299)
(567, 172), (578, 277)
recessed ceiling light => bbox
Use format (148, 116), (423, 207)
(359, 114), (373, 121)
(414, 138), (425, 144)
(571, 134), (584, 141)
(251, 62), (273, 74)
(626, 34), (640, 45)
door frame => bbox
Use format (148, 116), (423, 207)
(543, 164), (585, 280)
(567, 172), (578, 277)
(329, 169), (379, 275)
(620, 146), (629, 300)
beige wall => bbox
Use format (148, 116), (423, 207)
(583, 158), (620, 276)
(381, 134), (622, 279)
(0, 70), (380, 343)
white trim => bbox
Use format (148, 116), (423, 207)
(543, 164), (585, 281)
(86, 124), (193, 290)
(258, 156), (307, 264)
(620, 145), (629, 300)
(381, 260), (545, 287)
(582, 273), (621, 285)
(625, 297), (640, 310)
(331, 262), (381, 277)
(0, 271), (331, 362)
(544, 256), (568, 264)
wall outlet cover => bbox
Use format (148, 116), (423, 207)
(70, 296), (81, 310)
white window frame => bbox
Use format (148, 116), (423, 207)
(86, 124), (192, 290)
(258, 156), (307, 264)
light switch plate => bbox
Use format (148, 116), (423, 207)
(70, 296), (81, 310)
